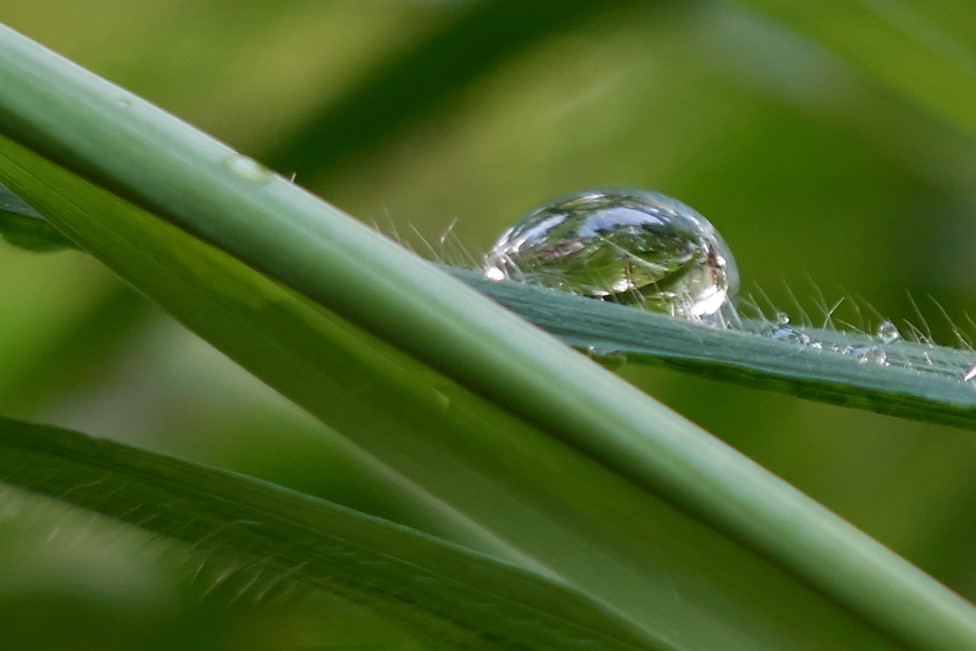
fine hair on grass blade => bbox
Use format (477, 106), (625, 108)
(0, 416), (654, 651)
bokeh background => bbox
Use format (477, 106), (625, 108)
(2, 1), (976, 648)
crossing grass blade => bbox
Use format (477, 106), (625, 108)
(450, 269), (976, 431)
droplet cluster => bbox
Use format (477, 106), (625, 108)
(483, 188), (976, 381)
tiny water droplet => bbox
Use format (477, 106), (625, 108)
(963, 363), (976, 383)
(224, 154), (274, 184)
(774, 311), (790, 325)
(764, 324), (811, 345)
(484, 188), (738, 322)
(847, 345), (888, 366)
(875, 320), (899, 344)
(583, 346), (627, 370)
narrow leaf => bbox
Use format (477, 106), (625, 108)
(450, 269), (976, 431)
(0, 416), (652, 651)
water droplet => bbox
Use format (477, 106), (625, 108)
(764, 324), (811, 345)
(846, 345), (888, 366)
(224, 154), (274, 184)
(484, 188), (738, 322)
(875, 320), (899, 344)
(963, 363), (976, 383)
(774, 311), (790, 325)
(583, 346), (627, 370)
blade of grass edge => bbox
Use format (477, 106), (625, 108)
(0, 178), (75, 251)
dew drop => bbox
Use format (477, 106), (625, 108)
(846, 345), (888, 366)
(875, 320), (900, 344)
(774, 311), (790, 326)
(224, 154), (274, 185)
(764, 324), (811, 345)
(583, 346), (627, 370)
(483, 188), (738, 322)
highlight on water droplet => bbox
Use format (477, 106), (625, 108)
(963, 363), (976, 384)
(583, 346), (627, 370)
(763, 324), (811, 345)
(224, 154), (275, 185)
(483, 188), (738, 322)
(846, 345), (888, 366)
(875, 320), (899, 344)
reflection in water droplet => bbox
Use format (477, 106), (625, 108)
(764, 324), (810, 345)
(875, 320), (899, 344)
(224, 154), (275, 185)
(846, 345), (888, 366)
(483, 188), (738, 322)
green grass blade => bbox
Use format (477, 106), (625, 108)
(2, 22), (975, 650)
(0, 132), (901, 651)
(450, 269), (976, 431)
(0, 179), (75, 251)
(0, 416), (653, 651)
(724, 1), (976, 138)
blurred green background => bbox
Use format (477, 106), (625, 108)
(2, 1), (976, 648)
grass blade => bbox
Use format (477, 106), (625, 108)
(1, 22), (975, 650)
(0, 179), (74, 251)
(0, 416), (653, 651)
(450, 269), (976, 431)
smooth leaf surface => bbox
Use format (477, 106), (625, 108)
(2, 22), (975, 651)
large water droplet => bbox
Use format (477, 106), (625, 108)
(484, 188), (738, 321)
(224, 154), (274, 185)
(875, 320), (899, 344)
